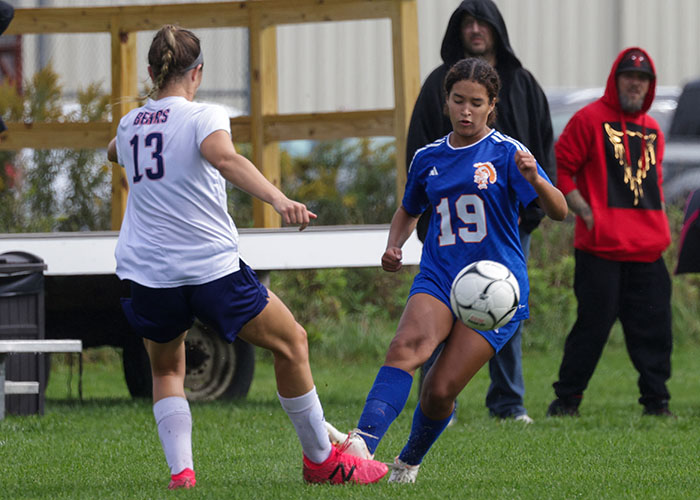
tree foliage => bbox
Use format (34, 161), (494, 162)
(0, 66), (111, 233)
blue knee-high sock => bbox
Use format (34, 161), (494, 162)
(357, 366), (413, 454)
(398, 403), (454, 466)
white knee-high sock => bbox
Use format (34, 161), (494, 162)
(278, 386), (332, 464)
(153, 396), (193, 475)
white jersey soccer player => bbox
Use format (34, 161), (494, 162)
(114, 97), (239, 287)
(108, 24), (388, 489)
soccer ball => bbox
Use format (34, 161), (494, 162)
(449, 260), (520, 330)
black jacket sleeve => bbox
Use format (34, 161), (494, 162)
(405, 65), (452, 242)
(0, 1), (14, 35)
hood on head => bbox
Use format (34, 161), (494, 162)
(440, 0), (521, 70)
(602, 47), (657, 115)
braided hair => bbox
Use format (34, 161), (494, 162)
(444, 57), (500, 126)
(147, 25), (201, 97)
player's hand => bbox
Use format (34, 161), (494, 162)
(272, 197), (317, 231)
(514, 151), (539, 184)
(382, 246), (403, 272)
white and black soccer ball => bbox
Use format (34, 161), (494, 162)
(449, 260), (520, 330)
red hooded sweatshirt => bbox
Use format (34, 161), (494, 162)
(556, 47), (671, 262)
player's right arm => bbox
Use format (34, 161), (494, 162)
(382, 206), (419, 272)
(200, 130), (316, 230)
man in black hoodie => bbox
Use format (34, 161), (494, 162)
(0, 1), (15, 134)
(410, 0), (555, 423)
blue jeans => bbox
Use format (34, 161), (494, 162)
(419, 229), (531, 418)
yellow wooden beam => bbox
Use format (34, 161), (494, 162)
(0, 122), (112, 150)
(263, 110), (394, 142)
(110, 26), (139, 231)
(391, 0), (420, 202)
(6, 0), (396, 35)
(6, 3), (251, 34)
(255, 0), (395, 26)
(249, 11), (281, 228)
(0, 111), (393, 151)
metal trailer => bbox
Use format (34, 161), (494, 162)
(0, 226), (422, 401)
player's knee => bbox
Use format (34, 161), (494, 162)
(150, 363), (182, 379)
(386, 334), (435, 368)
(274, 322), (309, 362)
(421, 382), (457, 416)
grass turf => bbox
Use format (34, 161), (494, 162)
(1, 345), (699, 499)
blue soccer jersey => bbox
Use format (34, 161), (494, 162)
(403, 130), (553, 323)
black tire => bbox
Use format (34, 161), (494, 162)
(121, 321), (255, 401)
(184, 321), (255, 401)
(122, 335), (152, 399)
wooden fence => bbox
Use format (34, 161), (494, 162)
(1, 0), (420, 230)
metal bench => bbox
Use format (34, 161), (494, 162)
(0, 339), (83, 420)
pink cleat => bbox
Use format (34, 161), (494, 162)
(303, 445), (388, 485)
(168, 468), (196, 490)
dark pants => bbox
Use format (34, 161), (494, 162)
(553, 250), (672, 408)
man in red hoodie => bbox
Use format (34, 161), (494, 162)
(548, 47), (673, 417)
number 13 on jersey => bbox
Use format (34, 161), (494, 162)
(129, 132), (165, 183)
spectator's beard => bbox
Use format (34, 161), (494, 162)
(619, 93), (644, 113)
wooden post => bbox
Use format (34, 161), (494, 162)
(109, 21), (138, 231)
(249, 10), (281, 228)
(391, 0), (420, 202)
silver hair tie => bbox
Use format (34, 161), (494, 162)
(182, 51), (203, 73)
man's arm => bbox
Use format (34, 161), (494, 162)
(555, 111), (594, 229)
(564, 189), (593, 229)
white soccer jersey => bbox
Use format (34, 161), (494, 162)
(114, 96), (239, 287)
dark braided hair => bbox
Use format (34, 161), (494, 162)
(444, 57), (500, 126)
(147, 25), (201, 97)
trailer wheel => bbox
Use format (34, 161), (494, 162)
(184, 322), (255, 401)
(122, 321), (255, 401)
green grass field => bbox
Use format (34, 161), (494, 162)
(2, 344), (699, 499)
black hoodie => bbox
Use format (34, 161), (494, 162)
(407, 0), (555, 236)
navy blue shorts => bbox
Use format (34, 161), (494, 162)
(121, 260), (269, 344)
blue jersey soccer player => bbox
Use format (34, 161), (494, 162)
(326, 58), (567, 483)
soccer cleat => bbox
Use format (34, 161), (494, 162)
(303, 445), (388, 485)
(324, 421), (349, 446)
(514, 413), (534, 424)
(168, 468), (196, 490)
(387, 456), (420, 483)
(324, 422), (374, 460)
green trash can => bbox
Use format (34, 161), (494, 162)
(0, 251), (48, 415)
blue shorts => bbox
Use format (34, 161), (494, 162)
(121, 260), (269, 344)
(409, 271), (521, 352)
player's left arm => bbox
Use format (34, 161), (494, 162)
(514, 150), (567, 221)
(200, 130), (317, 230)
